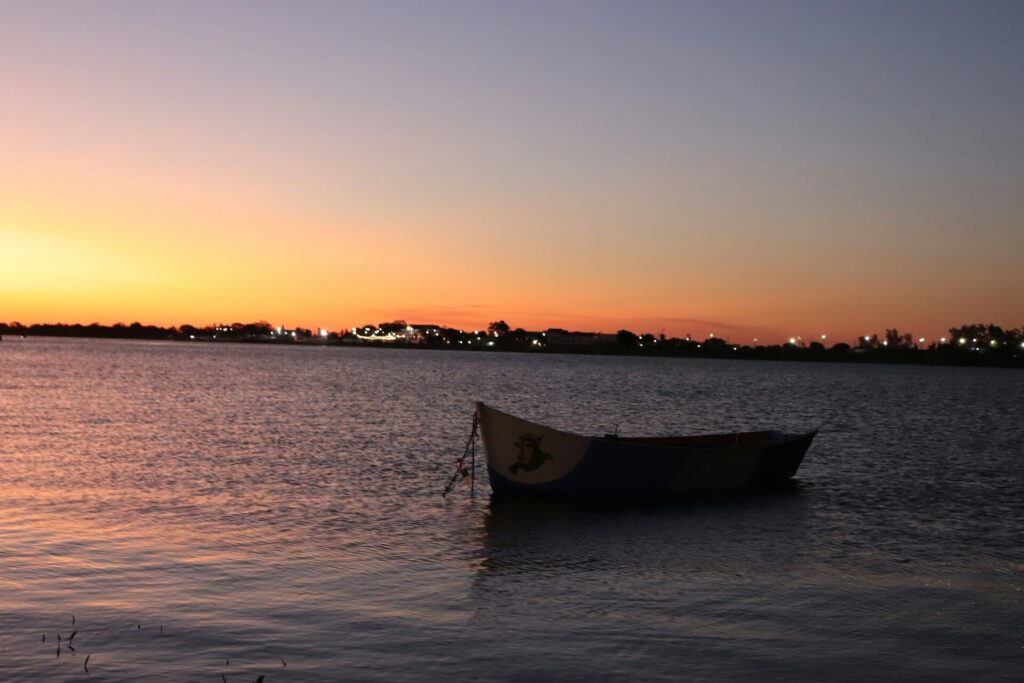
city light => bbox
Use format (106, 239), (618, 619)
(788, 337), (796, 344)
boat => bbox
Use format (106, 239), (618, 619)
(475, 402), (816, 496)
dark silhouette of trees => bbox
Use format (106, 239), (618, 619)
(948, 323), (1022, 350)
(488, 320), (510, 337)
(858, 334), (880, 350)
(616, 330), (638, 348)
(884, 328), (913, 348)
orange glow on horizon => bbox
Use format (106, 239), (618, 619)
(2, 165), (1019, 348)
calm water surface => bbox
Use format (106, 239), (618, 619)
(0, 337), (1021, 681)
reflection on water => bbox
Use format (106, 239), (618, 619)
(477, 486), (810, 577)
(0, 337), (1021, 681)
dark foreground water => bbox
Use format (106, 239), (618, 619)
(0, 337), (1021, 681)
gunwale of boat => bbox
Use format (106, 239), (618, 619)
(607, 431), (787, 449)
(477, 403), (796, 449)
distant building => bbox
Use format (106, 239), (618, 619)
(545, 329), (615, 348)
(408, 324), (442, 343)
(352, 326), (400, 342)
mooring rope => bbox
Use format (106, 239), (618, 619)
(442, 412), (478, 498)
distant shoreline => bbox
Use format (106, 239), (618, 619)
(4, 327), (1020, 369)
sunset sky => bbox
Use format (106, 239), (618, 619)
(2, 1), (1021, 343)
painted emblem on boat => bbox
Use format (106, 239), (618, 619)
(509, 433), (553, 474)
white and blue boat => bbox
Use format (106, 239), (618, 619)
(476, 402), (816, 496)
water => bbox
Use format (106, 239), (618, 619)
(0, 337), (1021, 681)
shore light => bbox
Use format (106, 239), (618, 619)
(940, 337), (947, 343)
(918, 338), (925, 344)
(821, 334), (827, 340)
(789, 337), (796, 345)
(959, 338), (967, 345)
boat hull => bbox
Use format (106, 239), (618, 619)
(476, 403), (815, 496)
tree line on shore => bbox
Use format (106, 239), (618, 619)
(2, 319), (1020, 367)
